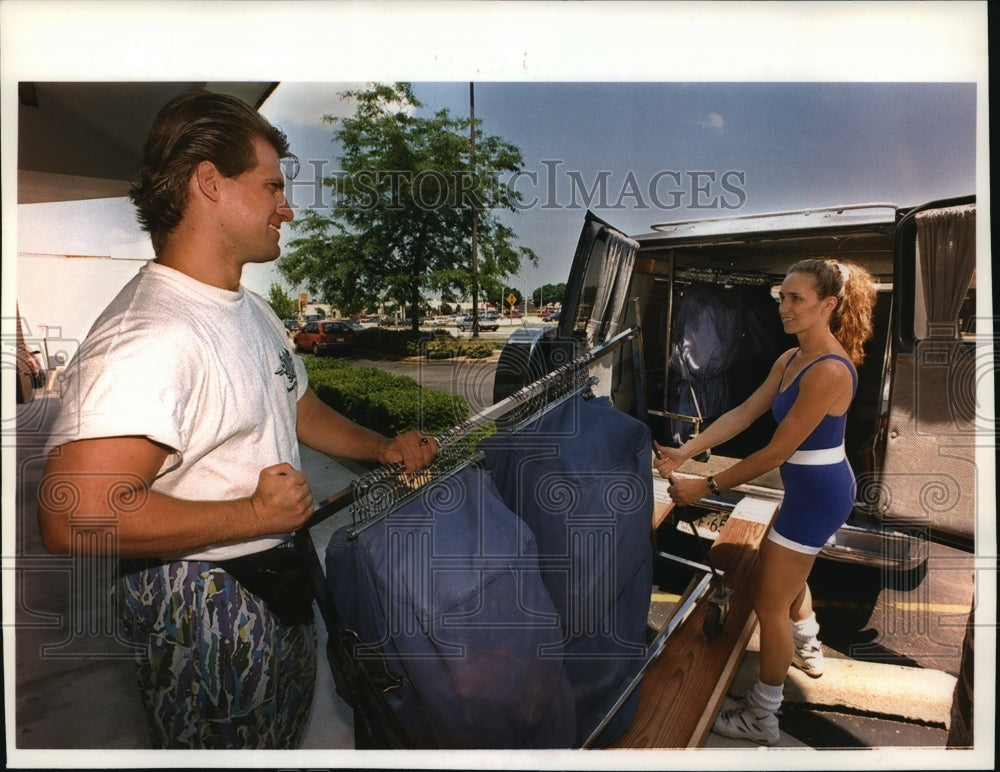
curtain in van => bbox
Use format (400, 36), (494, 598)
(585, 228), (639, 347)
(915, 204), (976, 339)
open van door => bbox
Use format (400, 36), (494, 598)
(493, 211), (645, 416)
(872, 198), (979, 549)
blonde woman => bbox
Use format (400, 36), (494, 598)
(654, 258), (876, 745)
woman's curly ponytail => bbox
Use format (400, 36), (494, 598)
(788, 258), (877, 366)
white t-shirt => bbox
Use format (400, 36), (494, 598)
(47, 261), (309, 561)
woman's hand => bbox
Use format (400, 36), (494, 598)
(653, 441), (687, 478)
(666, 474), (710, 507)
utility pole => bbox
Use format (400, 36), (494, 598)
(469, 82), (480, 339)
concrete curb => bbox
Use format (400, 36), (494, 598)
(730, 650), (957, 727)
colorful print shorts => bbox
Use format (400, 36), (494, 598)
(116, 559), (317, 749)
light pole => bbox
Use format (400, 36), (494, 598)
(469, 81), (479, 339)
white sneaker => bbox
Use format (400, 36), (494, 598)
(792, 637), (825, 678)
(712, 703), (780, 746)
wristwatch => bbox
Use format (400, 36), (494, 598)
(706, 475), (721, 495)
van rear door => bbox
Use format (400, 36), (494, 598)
(873, 197), (978, 549)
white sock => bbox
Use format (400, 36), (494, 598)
(791, 612), (820, 643)
(747, 680), (783, 714)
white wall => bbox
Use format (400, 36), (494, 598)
(16, 253), (146, 368)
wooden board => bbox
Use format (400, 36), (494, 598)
(611, 512), (769, 748)
(652, 499), (675, 530)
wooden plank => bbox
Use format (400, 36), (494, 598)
(652, 499), (675, 530)
(611, 512), (768, 748)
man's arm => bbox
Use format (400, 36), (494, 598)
(295, 387), (437, 472)
(38, 436), (313, 557)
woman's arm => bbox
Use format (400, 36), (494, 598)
(666, 357), (854, 505)
(653, 350), (792, 477)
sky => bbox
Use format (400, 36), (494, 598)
(5, 2), (987, 306)
(257, 80), (977, 295)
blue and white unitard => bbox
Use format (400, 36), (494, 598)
(768, 352), (858, 554)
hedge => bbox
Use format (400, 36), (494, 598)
(355, 328), (424, 358)
(407, 338), (496, 360)
(354, 328), (498, 360)
(304, 357), (470, 438)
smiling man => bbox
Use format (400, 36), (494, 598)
(37, 90), (437, 749)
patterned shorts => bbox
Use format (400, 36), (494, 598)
(116, 559), (317, 749)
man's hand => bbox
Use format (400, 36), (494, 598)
(248, 463), (314, 532)
(378, 430), (439, 473)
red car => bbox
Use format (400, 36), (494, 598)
(293, 320), (358, 356)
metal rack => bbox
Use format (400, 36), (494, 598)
(306, 326), (641, 538)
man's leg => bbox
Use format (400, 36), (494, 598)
(117, 559), (316, 749)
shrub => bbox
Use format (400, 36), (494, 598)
(403, 337), (497, 360)
(304, 357), (469, 437)
(356, 327), (423, 358)
(460, 342), (495, 359)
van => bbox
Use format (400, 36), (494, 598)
(494, 197), (981, 574)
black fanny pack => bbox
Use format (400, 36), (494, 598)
(216, 541), (315, 626)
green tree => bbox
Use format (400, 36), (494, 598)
(279, 83), (537, 333)
(533, 282), (566, 308)
(267, 282), (299, 319)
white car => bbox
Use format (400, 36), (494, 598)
(456, 314), (499, 332)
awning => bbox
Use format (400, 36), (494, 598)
(17, 81), (278, 204)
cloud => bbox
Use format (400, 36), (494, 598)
(260, 82), (364, 129)
(697, 112), (726, 135)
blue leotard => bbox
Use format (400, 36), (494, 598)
(768, 352), (858, 553)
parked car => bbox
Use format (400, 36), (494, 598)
(542, 310), (561, 322)
(456, 314), (500, 332)
(293, 319), (358, 356)
(14, 344), (44, 403)
(283, 318), (301, 333)
(495, 198), (979, 574)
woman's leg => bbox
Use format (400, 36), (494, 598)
(788, 578), (825, 677)
(789, 581), (811, 622)
(754, 538), (817, 686)
(713, 539), (818, 745)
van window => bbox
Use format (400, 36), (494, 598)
(569, 236), (605, 338)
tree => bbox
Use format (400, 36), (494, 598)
(533, 282), (566, 309)
(267, 282), (299, 319)
(279, 83), (537, 333)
